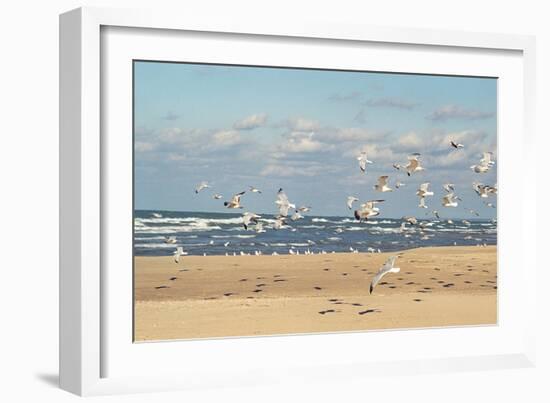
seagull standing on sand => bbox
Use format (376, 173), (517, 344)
(369, 256), (400, 294)
(195, 181), (211, 194)
(224, 191), (246, 209)
(275, 188), (296, 217)
(357, 151), (373, 173)
(242, 212), (261, 230)
(354, 200), (385, 221)
(374, 176), (393, 192)
(347, 196), (359, 210)
(404, 154), (425, 176)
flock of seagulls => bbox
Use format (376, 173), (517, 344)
(150, 139), (496, 296)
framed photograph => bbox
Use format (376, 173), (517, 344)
(60, 6), (537, 396)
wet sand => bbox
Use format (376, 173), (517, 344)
(134, 246), (497, 341)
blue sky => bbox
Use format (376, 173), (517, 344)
(134, 61), (497, 219)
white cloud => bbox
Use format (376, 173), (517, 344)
(426, 105), (493, 121)
(211, 130), (244, 147)
(364, 97), (418, 110)
(135, 142), (156, 152)
(233, 113), (268, 130)
(285, 117), (320, 132)
(279, 131), (328, 153)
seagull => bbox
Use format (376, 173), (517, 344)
(297, 206), (311, 212)
(442, 193), (459, 207)
(404, 154), (425, 176)
(462, 220), (471, 226)
(354, 200), (385, 221)
(273, 217), (286, 230)
(471, 152), (495, 173)
(212, 194), (223, 200)
(291, 211), (304, 221)
(173, 246), (188, 263)
(357, 151), (373, 173)
(289, 249), (296, 255)
(432, 210), (440, 219)
(473, 182), (498, 198)
(484, 201), (496, 208)
(224, 191), (246, 209)
(255, 222), (267, 233)
(392, 163), (401, 171)
(195, 181), (211, 194)
(347, 196), (359, 210)
(450, 140), (464, 149)
(418, 197), (428, 209)
(164, 236), (177, 244)
(242, 212), (261, 230)
(224, 241), (230, 247)
(443, 183), (455, 193)
(151, 213), (162, 218)
(275, 188), (296, 217)
(403, 216), (418, 225)
(416, 182), (434, 198)
(374, 176), (393, 192)
(466, 208), (480, 217)
(369, 256), (400, 294)
(395, 181), (405, 189)
(249, 186), (262, 194)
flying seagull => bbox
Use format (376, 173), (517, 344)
(275, 188), (296, 217)
(164, 236), (177, 244)
(403, 216), (418, 225)
(212, 194), (223, 200)
(471, 152), (495, 173)
(151, 213), (162, 218)
(404, 154), (425, 176)
(255, 222), (267, 233)
(297, 206), (311, 212)
(442, 193), (459, 207)
(443, 183), (455, 193)
(224, 191), (246, 209)
(374, 175), (393, 192)
(195, 181), (211, 194)
(357, 151), (373, 173)
(369, 256), (400, 294)
(173, 246), (188, 263)
(249, 186), (262, 194)
(395, 181), (405, 189)
(242, 212), (261, 230)
(416, 182), (434, 198)
(347, 196), (359, 210)
(354, 199), (385, 221)
(291, 210), (304, 221)
(450, 140), (464, 149)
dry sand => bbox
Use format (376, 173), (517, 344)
(134, 246), (497, 341)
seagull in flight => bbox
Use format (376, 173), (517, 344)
(347, 196), (359, 210)
(173, 246), (188, 263)
(255, 222), (267, 233)
(291, 211), (304, 221)
(416, 182), (434, 198)
(249, 186), (262, 194)
(273, 216), (286, 230)
(403, 216), (418, 225)
(357, 151), (373, 173)
(275, 188), (296, 217)
(164, 236), (177, 244)
(224, 191), (246, 209)
(195, 181), (211, 194)
(369, 256), (400, 294)
(450, 140), (464, 149)
(212, 194), (223, 200)
(471, 152), (495, 173)
(442, 193), (459, 207)
(151, 213), (162, 218)
(354, 199), (385, 221)
(404, 154), (425, 176)
(242, 212), (261, 230)
(443, 183), (455, 193)
(395, 181), (405, 189)
(297, 206), (311, 213)
(374, 175), (393, 192)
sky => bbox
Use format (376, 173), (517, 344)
(134, 61), (497, 219)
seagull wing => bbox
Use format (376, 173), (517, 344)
(370, 256), (399, 293)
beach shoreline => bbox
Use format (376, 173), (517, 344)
(134, 245), (497, 341)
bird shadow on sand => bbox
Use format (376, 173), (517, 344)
(35, 373), (59, 388)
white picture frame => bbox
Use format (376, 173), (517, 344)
(59, 6), (537, 396)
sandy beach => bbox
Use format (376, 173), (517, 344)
(134, 246), (497, 341)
